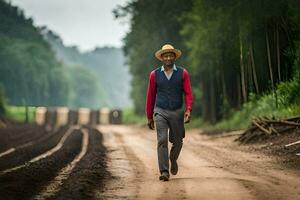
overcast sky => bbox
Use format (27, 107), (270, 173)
(10, 0), (130, 51)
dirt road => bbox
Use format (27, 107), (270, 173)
(98, 125), (300, 200)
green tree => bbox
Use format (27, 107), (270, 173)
(0, 1), (71, 107)
(0, 84), (5, 116)
(115, 0), (193, 115)
(116, 0), (300, 123)
(67, 65), (107, 108)
(182, 0), (300, 122)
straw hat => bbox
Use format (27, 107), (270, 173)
(155, 44), (182, 61)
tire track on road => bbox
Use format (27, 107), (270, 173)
(100, 125), (255, 200)
(98, 126), (142, 199)
(185, 132), (300, 200)
(98, 125), (188, 200)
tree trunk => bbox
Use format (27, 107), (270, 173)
(266, 29), (275, 91)
(220, 47), (228, 107)
(237, 73), (242, 109)
(250, 42), (260, 94)
(266, 27), (278, 108)
(25, 106), (29, 123)
(210, 70), (217, 123)
(239, 33), (247, 102)
(201, 79), (209, 122)
(247, 52), (253, 93)
(221, 69), (227, 103)
(276, 23), (281, 82)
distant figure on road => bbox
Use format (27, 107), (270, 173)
(146, 44), (193, 181)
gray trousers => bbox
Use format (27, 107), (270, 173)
(154, 107), (185, 174)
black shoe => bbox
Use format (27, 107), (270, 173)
(159, 172), (169, 181)
(170, 160), (178, 175)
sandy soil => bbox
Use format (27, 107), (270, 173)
(98, 124), (300, 200)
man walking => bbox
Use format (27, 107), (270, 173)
(146, 44), (193, 181)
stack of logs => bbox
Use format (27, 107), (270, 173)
(236, 116), (300, 143)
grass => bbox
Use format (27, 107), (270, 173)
(185, 117), (206, 129)
(183, 90), (300, 131)
(5, 93), (298, 131)
(214, 94), (300, 130)
(122, 107), (146, 126)
(5, 106), (36, 123)
(122, 107), (210, 130)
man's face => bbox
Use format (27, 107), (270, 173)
(161, 52), (176, 66)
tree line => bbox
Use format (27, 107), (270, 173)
(115, 0), (300, 123)
(0, 0), (69, 108)
(0, 0), (106, 115)
(44, 30), (132, 108)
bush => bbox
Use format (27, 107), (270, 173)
(277, 71), (300, 105)
(6, 106), (36, 123)
(122, 107), (145, 125)
(215, 91), (300, 130)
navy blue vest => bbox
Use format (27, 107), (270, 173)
(155, 66), (184, 110)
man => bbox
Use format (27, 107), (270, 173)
(146, 44), (193, 181)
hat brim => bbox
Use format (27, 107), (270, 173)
(155, 49), (182, 61)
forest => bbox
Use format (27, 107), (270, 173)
(44, 30), (132, 109)
(0, 0), (69, 109)
(114, 0), (300, 124)
(0, 0), (131, 118)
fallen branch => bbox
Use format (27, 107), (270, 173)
(252, 120), (271, 134)
(285, 140), (300, 148)
(269, 126), (280, 135)
(263, 119), (300, 126)
(283, 116), (300, 122)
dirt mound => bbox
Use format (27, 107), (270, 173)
(254, 129), (300, 170)
(232, 116), (300, 171)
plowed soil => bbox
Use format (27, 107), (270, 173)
(0, 124), (109, 200)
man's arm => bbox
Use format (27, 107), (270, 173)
(145, 71), (156, 129)
(183, 69), (193, 123)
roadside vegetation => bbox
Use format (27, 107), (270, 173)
(0, 1), (131, 116)
(5, 106), (36, 123)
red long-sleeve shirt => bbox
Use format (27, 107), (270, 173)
(145, 68), (193, 119)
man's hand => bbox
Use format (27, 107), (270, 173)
(147, 118), (155, 130)
(184, 110), (191, 123)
